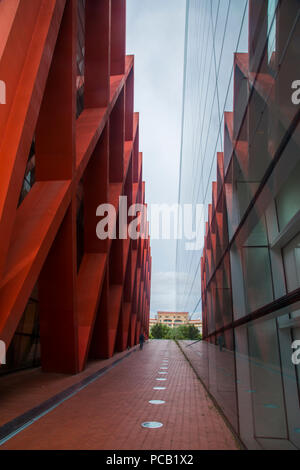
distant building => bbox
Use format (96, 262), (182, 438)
(150, 312), (202, 334)
(157, 311), (189, 328)
(149, 318), (158, 329)
(189, 320), (203, 336)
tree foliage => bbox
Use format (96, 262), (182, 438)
(150, 324), (201, 341)
(150, 323), (170, 339)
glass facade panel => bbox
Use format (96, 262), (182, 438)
(176, 0), (249, 317)
(247, 317), (287, 439)
(0, 288), (40, 376)
(283, 233), (300, 293)
(242, 247), (274, 313)
(235, 306), (300, 449)
(276, 161), (300, 232)
(177, 0), (300, 450)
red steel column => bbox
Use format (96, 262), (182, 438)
(36, 0), (79, 373)
(110, 0), (126, 75)
(85, 0), (111, 108)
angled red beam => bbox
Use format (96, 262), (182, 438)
(77, 253), (107, 371)
(0, 0), (66, 281)
(91, 122), (140, 358)
(0, 181), (70, 346)
(0, 76), (139, 358)
(0, 1), (152, 371)
(76, 56), (134, 182)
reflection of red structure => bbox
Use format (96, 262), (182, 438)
(0, 0), (151, 374)
(201, 0), (300, 341)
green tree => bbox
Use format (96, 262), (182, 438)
(150, 323), (201, 341)
(171, 325), (201, 340)
(150, 323), (171, 339)
(186, 325), (201, 340)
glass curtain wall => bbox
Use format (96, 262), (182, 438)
(176, 0), (249, 317)
(177, 0), (300, 450)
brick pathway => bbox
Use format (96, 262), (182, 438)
(0, 340), (239, 450)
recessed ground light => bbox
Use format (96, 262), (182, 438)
(153, 387), (166, 390)
(160, 367), (168, 370)
(156, 378), (167, 381)
(141, 422), (163, 429)
(158, 372), (168, 375)
(149, 400), (166, 405)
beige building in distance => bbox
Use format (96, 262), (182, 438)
(149, 312), (203, 335)
(157, 311), (189, 328)
(189, 319), (203, 335)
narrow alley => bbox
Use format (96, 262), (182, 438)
(0, 340), (239, 450)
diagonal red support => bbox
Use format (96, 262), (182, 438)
(0, 0), (151, 374)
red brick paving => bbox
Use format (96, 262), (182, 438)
(0, 348), (135, 427)
(0, 340), (239, 450)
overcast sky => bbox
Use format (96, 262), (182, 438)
(126, 0), (186, 317)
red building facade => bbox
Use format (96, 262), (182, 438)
(0, 0), (151, 375)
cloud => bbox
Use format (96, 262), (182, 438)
(126, 1), (188, 316)
(150, 271), (178, 316)
(150, 270), (201, 317)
